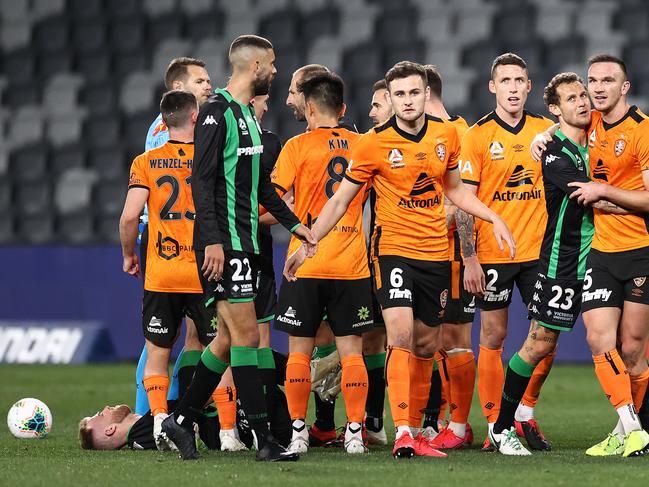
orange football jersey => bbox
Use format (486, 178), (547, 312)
(588, 106), (649, 252)
(460, 110), (553, 263)
(272, 126), (369, 279)
(345, 115), (460, 261)
(128, 141), (201, 293)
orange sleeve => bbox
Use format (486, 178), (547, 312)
(458, 126), (482, 186)
(128, 154), (149, 189)
(634, 119), (649, 171)
(445, 125), (461, 171)
(345, 131), (379, 185)
(270, 137), (298, 195)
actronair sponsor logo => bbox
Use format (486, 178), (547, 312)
(492, 188), (542, 202)
(277, 307), (301, 327)
(398, 195), (441, 209)
(409, 172), (436, 196)
(592, 159), (610, 182)
(237, 145), (264, 156)
(147, 316), (169, 334)
(505, 165), (534, 187)
(0, 325), (83, 364)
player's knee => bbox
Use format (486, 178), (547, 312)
(585, 326), (615, 355)
(619, 339), (646, 370)
(480, 323), (506, 348)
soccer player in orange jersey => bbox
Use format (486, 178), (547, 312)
(363, 78), (393, 446)
(120, 90), (216, 451)
(273, 73), (372, 454)
(557, 54), (649, 456)
(415, 65), (476, 450)
(459, 53), (555, 451)
(285, 61), (514, 458)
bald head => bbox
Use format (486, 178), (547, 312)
(287, 64), (331, 121)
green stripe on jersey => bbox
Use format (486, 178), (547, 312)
(548, 195), (569, 279)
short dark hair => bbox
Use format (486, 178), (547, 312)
(385, 61), (427, 90)
(164, 57), (206, 90)
(543, 72), (583, 107)
(300, 72), (344, 116)
(588, 53), (627, 79)
(491, 53), (528, 79)
(372, 79), (387, 92)
(160, 90), (198, 128)
(424, 64), (443, 99)
(294, 64), (330, 89)
(229, 35), (273, 57)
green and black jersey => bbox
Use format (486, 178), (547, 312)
(538, 129), (594, 280)
(192, 88), (301, 253)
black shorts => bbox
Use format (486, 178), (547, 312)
(142, 291), (216, 347)
(476, 260), (538, 311)
(373, 256), (450, 327)
(370, 262), (385, 327)
(528, 273), (582, 332)
(582, 247), (649, 311)
(444, 259), (477, 324)
(255, 271), (277, 324)
(274, 277), (374, 337)
(196, 249), (259, 304)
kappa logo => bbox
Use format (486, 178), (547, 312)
(505, 165), (534, 187)
(489, 141), (505, 160)
(615, 138), (626, 157)
(544, 154), (559, 165)
(634, 277), (646, 287)
(388, 148), (404, 168)
(435, 143), (446, 162)
(593, 159), (610, 182)
(215, 283), (225, 293)
(409, 172), (436, 196)
(202, 115), (218, 126)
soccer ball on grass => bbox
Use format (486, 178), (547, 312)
(7, 398), (52, 439)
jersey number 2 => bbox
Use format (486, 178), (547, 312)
(156, 175), (195, 221)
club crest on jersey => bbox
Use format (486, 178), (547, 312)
(388, 148), (404, 169)
(238, 117), (249, 135)
(634, 277), (646, 287)
(588, 129), (597, 148)
(440, 289), (448, 308)
(615, 138), (626, 157)
(489, 141), (505, 161)
(435, 143), (446, 162)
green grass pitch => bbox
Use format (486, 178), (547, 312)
(1, 364), (649, 487)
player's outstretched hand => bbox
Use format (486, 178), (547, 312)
(284, 244), (307, 282)
(531, 131), (553, 161)
(567, 181), (605, 205)
(123, 253), (140, 277)
(463, 255), (486, 295)
(492, 216), (516, 259)
(293, 225), (318, 257)
(203, 243), (224, 281)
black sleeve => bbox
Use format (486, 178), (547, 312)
(541, 144), (591, 196)
(258, 131), (301, 233)
(192, 100), (227, 249)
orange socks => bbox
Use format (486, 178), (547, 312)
(521, 351), (555, 408)
(630, 369), (649, 412)
(386, 346), (411, 427)
(212, 386), (237, 429)
(143, 375), (169, 416)
(285, 352), (311, 420)
(341, 354), (369, 423)
(593, 350), (633, 410)
(446, 350), (476, 424)
(408, 354), (434, 428)
(477, 345), (503, 422)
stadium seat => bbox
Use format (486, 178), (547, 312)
(16, 212), (56, 244)
(33, 14), (69, 53)
(105, 0), (141, 19)
(624, 44), (649, 77)
(120, 72), (157, 116)
(614, 5), (649, 40)
(0, 178), (12, 210)
(67, 0), (104, 20)
(14, 180), (52, 217)
(57, 210), (95, 244)
(461, 41), (502, 72)
(3, 47), (37, 84)
(374, 7), (419, 45)
(0, 216), (15, 244)
(185, 10), (226, 42)
(81, 81), (117, 117)
(83, 115), (122, 150)
(7, 106), (45, 149)
(95, 213), (120, 244)
(0, 18), (32, 51)
(109, 18), (146, 53)
(55, 167), (97, 214)
(147, 12), (184, 47)
(383, 40), (427, 69)
(342, 41), (383, 83)
(71, 17), (107, 54)
(93, 181), (126, 217)
(544, 36), (585, 72)
(3, 81), (41, 110)
(75, 49), (112, 84)
(37, 49), (74, 79)
(143, 0), (177, 16)
(178, 0), (215, 15)
(492, 5), (536, 43)
(259, 10), (300, 49)
(302, 6), (340, 45)
(46, 111), (86, 148)
(42, 73), (84, 117)
(9, 146), (49, 183)
(88, 147), (126, 182)
(50, 143), (86, 174)
(272, 45), (304, 85)
(114, 51), (149, 80)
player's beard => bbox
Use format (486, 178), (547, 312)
(112, 405), (131, 423)
(254, 72), (273, 96)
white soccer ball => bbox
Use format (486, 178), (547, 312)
(7, 398), (52, 439)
